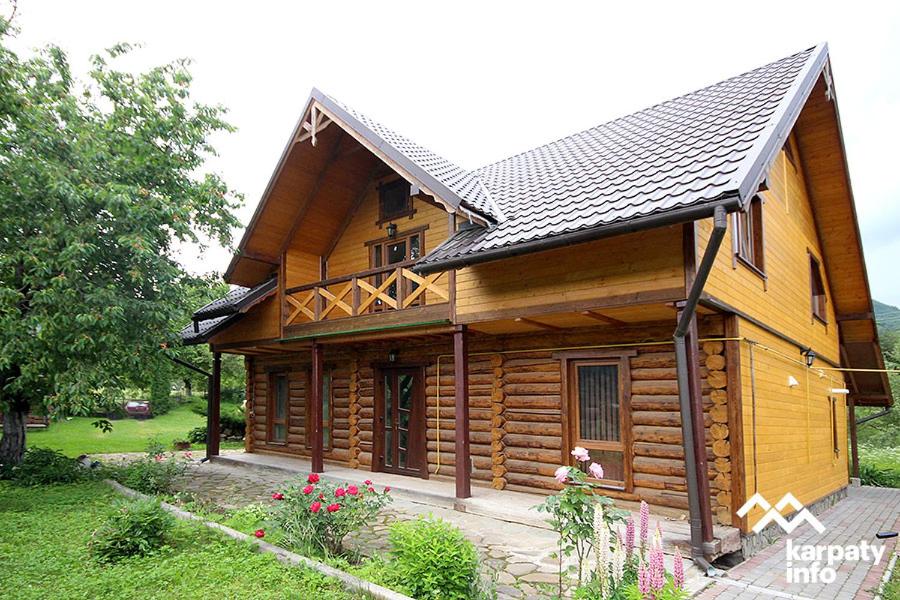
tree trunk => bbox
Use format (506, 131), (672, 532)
(0, 400), (28, 466)
(184, 379), (192, 397)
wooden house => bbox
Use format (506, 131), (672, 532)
(183, 44), (890, 561)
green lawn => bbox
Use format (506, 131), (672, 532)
(0, 481), (352, 599)
(27, 403), (242, 456)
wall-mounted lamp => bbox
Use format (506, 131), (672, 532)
(386, 223), (398, 239)
(801, 348), (817, 368)
(388, 349), (399, 363)
(787, 375), (800, 388)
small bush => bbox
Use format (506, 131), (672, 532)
(269, 473), (392, 557)
(187, 426), (208, 444)
(89, 497), (174, 562)
(0, 448), (94, 486)
(388, 516), (480, 600)
(111, 442), (186, 495)
(190, 401), (245, 439)
(859, 445), (900, 488)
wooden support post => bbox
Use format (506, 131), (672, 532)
(311, 342), (324, 473)
(207, 352), (222, 457)
(453, 325), (471, 499)
(849, 398), (859, 479)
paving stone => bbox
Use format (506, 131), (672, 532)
(521, 571), (559, 584)
(506, 562), (538, 576)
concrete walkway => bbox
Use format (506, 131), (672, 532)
(696, 486), (900, 600)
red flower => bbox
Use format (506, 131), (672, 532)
(364, 479), (373, 485)
(272, 492), (284, 500)
(384, 486), (391, 493)
(302, 484), (314, 495)
(335, 487), (346, 498)
(318, 493), (325, 500)
(326, 503), (340, 513)
(367, 486), (375, 493)
(254, 529), (265, 538)
(307, 473), (320, 484)
(309, 501), (322, 513)
(347, 485), (359, 496)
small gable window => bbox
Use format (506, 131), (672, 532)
(735, 195), (765, 274)
(378, 179), (413, 223)
(810, 254), (827, 322)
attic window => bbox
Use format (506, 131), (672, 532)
(810, 254), (827, 323)
(378, 179), (413, 224)
(735, 195), (765, 275)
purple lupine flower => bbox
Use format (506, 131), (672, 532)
(637, 564), (651, 597)
(673, 549), (685, 588)
(639, 500), (650, 551)
(624, 519), (635, 558)
(649, 547), (665, 590)
(625, 517), (635, 557)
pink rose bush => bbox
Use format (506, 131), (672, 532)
(268, 474), (392, 556)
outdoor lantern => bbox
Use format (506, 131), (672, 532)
(388, 349), (399, 363)
(801, 348), (817, 368)
(386, 222), (398, 238)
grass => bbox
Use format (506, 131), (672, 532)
(0, 481), (354, 599)
(859, 445), (900, 488)
(27, 403), (243, 456)
(883, 555), (900, 600)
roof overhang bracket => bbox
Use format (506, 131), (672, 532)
(297, 103), (333, 146)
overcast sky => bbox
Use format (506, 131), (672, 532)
(11, 1), (900, 306)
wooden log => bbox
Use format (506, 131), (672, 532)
(705, 354), (726, 371)
(502, 371), (560, 384)
(505, 421), (562, 436)
(630, 352), (676, 369)
(710, 389), (728, 405)
(633, 473), (688, 492)
(491, 477), (507, 490)
(504, 447), (563, 464)
(714, 457), (731, 473)
(504, 472), (561, 491)
(631, 368), (677, 381)
(702, 341), (724, 356)
(503, 410), (560, 423)
(631, 380), (679, 395)
(503, 433), (562, 450)
(716, 507), (733, 526)
(504, 395), (561, 410)
(710, 423), (729, 441)
(710, 404), (729, 424)
(633, 456), (687, 477)
(716, 490), (732, 508)
(707, 370), (727, 390)
(714, 472), (731, 491)
(632, 411), (682, 428)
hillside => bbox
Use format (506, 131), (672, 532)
(875, 300), (900, 334)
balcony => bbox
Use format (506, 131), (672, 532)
(282, 260), (452, 335)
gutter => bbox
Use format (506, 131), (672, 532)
(856, 407), (891, 426)
(414, 196), (742, 275)
(675, 205), (728, 574)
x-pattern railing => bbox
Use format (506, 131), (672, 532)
(284, 261), (449, 326)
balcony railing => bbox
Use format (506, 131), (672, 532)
(283, 260), (450, 326)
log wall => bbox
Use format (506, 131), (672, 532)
(246, 317), (733, 520)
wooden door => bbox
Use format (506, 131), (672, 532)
(375, 366), (427, 478)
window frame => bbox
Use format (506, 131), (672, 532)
(557, 349), (636, 493)
(267, 372), (289, 445)
(305, 367), (334, 452)
(809, 253), (828, 324)
(733, 195), (766, 278)
(376, 178), (414, 225)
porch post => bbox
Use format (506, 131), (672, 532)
(453, 325), (471, 499)
(311, 342), (324, 473)
(849, 398), (859, 479)
(207, 351), (221, 458)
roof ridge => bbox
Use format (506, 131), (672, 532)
(475, 45), (817, 174)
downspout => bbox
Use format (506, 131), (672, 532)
(675, 205), (728, 574)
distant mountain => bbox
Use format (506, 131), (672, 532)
(875, 300), (900, 334)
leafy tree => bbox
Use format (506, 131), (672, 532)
(0, 16), (241, 464)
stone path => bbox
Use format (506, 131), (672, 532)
(168, 459), (570, 599)
(695, 486), (900, 600)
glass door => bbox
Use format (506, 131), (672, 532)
(378, 367), (426, 478)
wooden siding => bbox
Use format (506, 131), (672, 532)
(735, 319), (849, 531)
(454, 226), (684, 321)
(246, 317), (733, 520)
(208, 296), (280, 345)
(325, 181), (451, 279)
(701, 145), (840, 363)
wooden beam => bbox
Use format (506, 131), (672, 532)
(207, 352), (222, 457)
(311, 342), (324, 473)
(836, 312), (874, 322)
(239, 250), (280, 265)
(514, 317), (562, 331)
(454, 325), (471, 499)
(580, 310), (626, 326)
(849, 397), (859, 479)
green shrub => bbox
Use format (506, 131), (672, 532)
(190, 400), (245, 439)
(859, 445), (900, 488)
(388, 516), (481, 600)
(187, 426), (208, 444)
(269, 473), (392, 556)
(89, 497), (174, 562)
(110, 442), (186, 495)
(0, 448), (95, 486)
